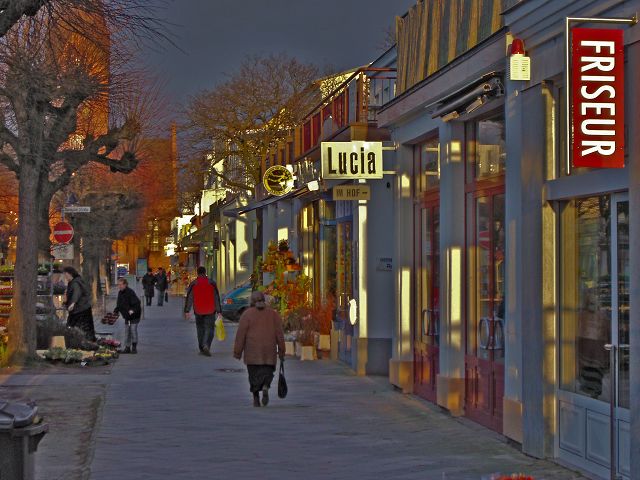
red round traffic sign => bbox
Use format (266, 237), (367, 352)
(53, 222), (74, 244)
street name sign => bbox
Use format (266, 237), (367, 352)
(53, 221), (74, 244)
(63, 205), (91, 213)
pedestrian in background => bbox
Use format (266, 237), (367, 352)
(233, 291), (285, 407)
(114, 277), (142, 354)
(141, 267), (156, 306)
(155, 267), (168, 306)
(63, 266), (96, 342)
(184, 266), (222, 356)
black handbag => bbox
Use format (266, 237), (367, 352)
(277, 360), (288, 399)
(164, 291), (169, 302)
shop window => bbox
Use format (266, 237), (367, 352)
(467, 115), (505, 182)
(417, 137), (439, 192)
(560, 196), (612, 402)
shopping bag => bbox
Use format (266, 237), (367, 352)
(164, 291), (169, 302)
(215, 315), (226, 341)
(277, 360), (288, 399)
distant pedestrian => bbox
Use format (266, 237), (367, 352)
(233, 291), (285, 407)
(184, 266), (222, 356)
(155, 267), (168, 306)
(141, 268), (156, 306)
(114, 277), (142, 354)
(63, 266), (96, 342)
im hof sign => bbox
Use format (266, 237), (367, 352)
(53, 221), (74, 244)
(571, 28), (624, 168)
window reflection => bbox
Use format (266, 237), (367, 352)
(476, 118), (505, 178)
(561, 196), (611, 402)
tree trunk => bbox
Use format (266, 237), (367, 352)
(7, 165), (46, 363)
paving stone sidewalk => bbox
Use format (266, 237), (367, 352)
(87, 298), (585, 480)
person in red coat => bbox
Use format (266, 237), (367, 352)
(184, 266), (222, 356)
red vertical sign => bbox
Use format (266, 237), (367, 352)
(572, 28), (625, 168)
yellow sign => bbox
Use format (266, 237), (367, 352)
(263, 165), (294, 196)
(332, 185), (370, 201)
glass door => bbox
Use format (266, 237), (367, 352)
(558, 193), (630, 479)
(414, 202), (440, 402)
(465, 189), (505, 433)
(336, 220), (353, 363)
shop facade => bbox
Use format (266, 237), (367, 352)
(379, 0), (640, 478)
(377, 0), (640, 478)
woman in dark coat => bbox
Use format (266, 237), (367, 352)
(63, 266), (96, 341)
(233, 291), (285, 407)
(141, 268), (156, 306)
(114, 277), (142, 354)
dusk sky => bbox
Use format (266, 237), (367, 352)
(142, 0), (416, 106)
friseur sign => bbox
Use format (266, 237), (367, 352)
(571, 28), (624, 168)
(321, 141), (383, 179)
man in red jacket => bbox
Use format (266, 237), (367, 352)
(184, 266), (222, 356)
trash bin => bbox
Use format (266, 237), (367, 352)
(0, 400), (49, 480)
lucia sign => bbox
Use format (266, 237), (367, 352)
(321, 141), (383, 179)
(571, 28), (624, 168)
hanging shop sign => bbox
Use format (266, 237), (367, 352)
(263, 165), (295, 196)
(321, 141), (383, 179)
(571, 27), (624, 168)
(332, 185), (371, 201)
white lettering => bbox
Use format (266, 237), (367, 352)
(580, 84), (615, 100)
(581, 119), (616, 136)
(580, 56), (615, 72)
(580, 40), (615, 54)
(582, 140), (616, 157)
(580, 102), (615, 116)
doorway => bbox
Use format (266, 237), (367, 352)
(558, 193), (630, 479)
(465, 188), (505, 432)
(414, 201), (440, 402)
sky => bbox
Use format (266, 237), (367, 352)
(141, 0), (416, 106)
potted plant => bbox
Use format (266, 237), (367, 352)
(313, 295), (334, 351)
(278, 239), (289, 252)
(298, 311), (318, 361)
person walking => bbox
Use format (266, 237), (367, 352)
(63, 266), (96, 342)
(141, 267), (156, 306)
(184, 266), (222, 356)
(155, 267), (168, 306)
(233, 291), (286, 407)
(114, 277), (142, 354)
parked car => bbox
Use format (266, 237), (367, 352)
(221, 283), (251, 321)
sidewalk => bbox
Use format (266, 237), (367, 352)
(87, 298), (585, 480)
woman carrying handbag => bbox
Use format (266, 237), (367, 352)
(233, 291), (286, 407)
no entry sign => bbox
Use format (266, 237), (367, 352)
(53, 221), (74, 244)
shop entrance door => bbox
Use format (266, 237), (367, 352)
(336, 220), (353, 363)
(465, 189), (505, 432)
(558, 193), (630, 479)
(414, 201), (440, 402)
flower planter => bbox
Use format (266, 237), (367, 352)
(299, 345), (316, 361)
(285, 341), (295, 356)
(318, 334), (331, 351)
(50, 336), (66, 349)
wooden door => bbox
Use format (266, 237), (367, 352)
(465, 190), (505, 432)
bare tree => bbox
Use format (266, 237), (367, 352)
(0, 7), (165, 363)
(182, 54), (326, 195)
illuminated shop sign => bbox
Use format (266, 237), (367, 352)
(321, 141), (383, 179)
(263, 165), (294, 196)
(571, 28), (624, 168)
